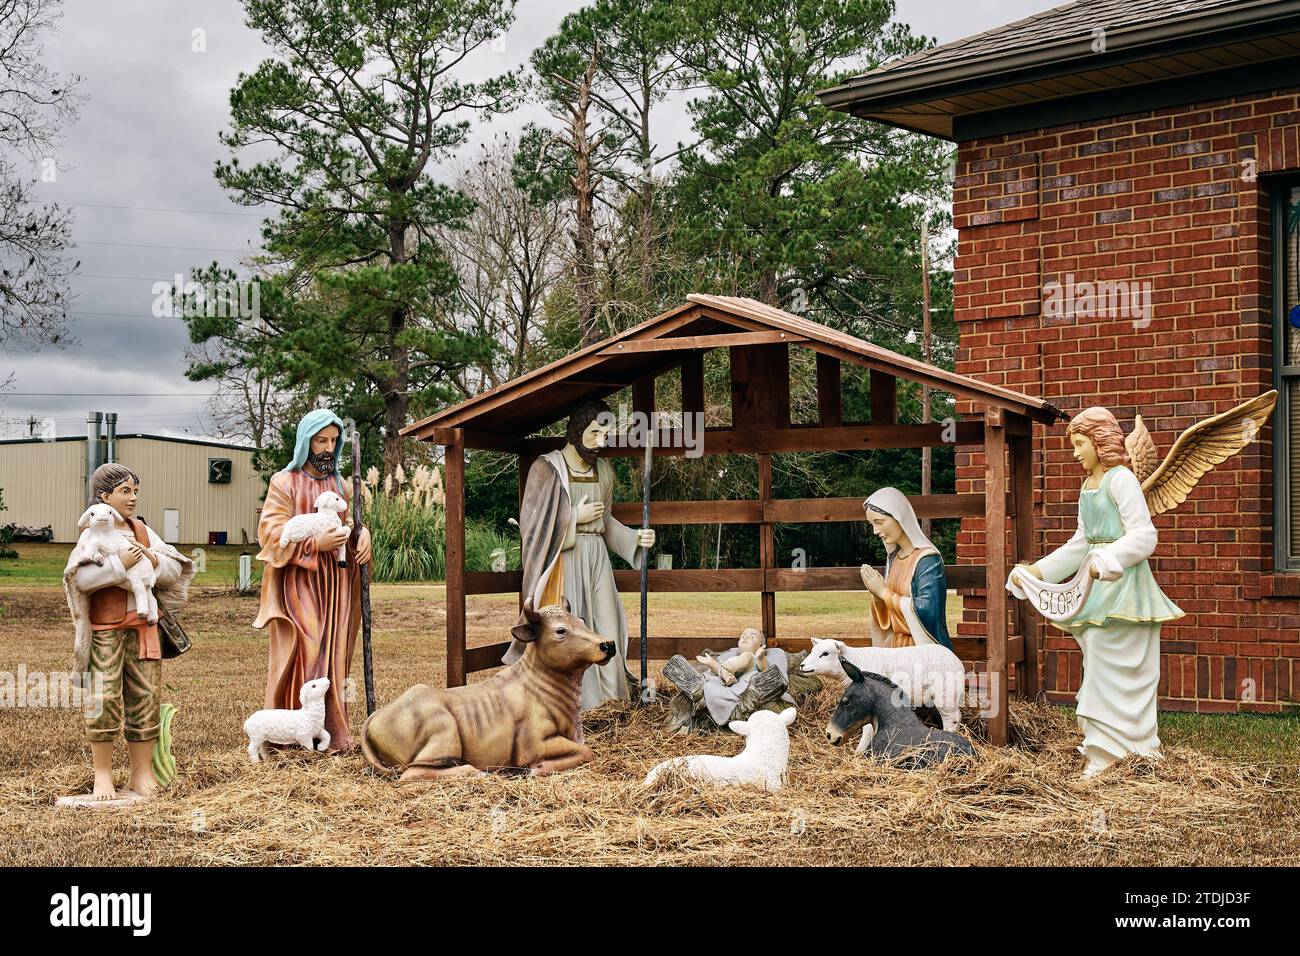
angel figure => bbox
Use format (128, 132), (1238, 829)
(1009, 391), (1277, 778)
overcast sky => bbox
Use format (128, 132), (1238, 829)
(0, 0), (1061, 443)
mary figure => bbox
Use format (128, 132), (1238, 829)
(859, 488), (954, 650)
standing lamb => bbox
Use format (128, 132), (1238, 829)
(278, 490), (350, 566)
(643, 707), (797, 792)
(799, 637), (965, 750)
(244, 677), (332, 762)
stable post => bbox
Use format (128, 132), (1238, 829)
(445, 430), (467, 688)
(1010, 428), (1039, 700)
(758, 452), (776, 642)
(984, 408), (1009, 745)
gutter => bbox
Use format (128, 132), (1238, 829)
(819, 0), (1300, 114)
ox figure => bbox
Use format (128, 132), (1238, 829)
(361, 598), (614, 782)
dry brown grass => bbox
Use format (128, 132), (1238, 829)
(2, 586), (1297, 866)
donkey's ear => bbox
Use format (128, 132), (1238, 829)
(841, 659), (865, 683)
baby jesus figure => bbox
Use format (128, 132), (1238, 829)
(696, 628), (768, 687)
(661, 627), (800, 733)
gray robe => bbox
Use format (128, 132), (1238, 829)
(702, 647), (794, 726)
(506, 451), (643, 710)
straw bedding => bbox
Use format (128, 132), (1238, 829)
(2, 588), (1295, 866)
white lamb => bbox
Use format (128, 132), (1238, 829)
(279, 490), (349, 565)
(243, 677), (331, 762)
(644, 707), (796, 792)
(65, 504), (159, 646)
(799, 637), (966, 751)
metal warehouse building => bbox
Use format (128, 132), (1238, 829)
(0, 430), (264, 544)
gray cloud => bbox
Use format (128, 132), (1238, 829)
(0, 0), (1058, 442)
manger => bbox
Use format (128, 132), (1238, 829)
(401, 294), (1067, 745)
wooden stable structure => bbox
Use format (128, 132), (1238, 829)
(402, 295), (1065, 744)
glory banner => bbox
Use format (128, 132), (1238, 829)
(1006, 551), (1118, 625)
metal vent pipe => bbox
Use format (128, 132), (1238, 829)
(85, 412), (103, 502)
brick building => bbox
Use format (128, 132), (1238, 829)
(821, 0), (1300, 712)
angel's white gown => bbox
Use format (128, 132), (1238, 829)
(1037, 466), (1184, 774)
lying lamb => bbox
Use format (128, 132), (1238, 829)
(800, 637), (965, 751)
(279, 490), (349, 566)
(244, 677), (332, 762)
(643, 707), (796, 792)
(64, 504), (159, 666)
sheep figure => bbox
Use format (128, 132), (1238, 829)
(278, 490), (350, 566)
(244, 677), (332, 762)
(66, 504), (159, 643)
(799, 637), (965, 752)
(644, 707), (796, 792)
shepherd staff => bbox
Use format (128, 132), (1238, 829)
(351, 424), (376, 714)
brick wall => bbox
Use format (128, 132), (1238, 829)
(953, 89), (1300, 714)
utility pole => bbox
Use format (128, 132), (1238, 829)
(920, 219), (932, 537)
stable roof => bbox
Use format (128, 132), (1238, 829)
(402, 294), (1063, 440)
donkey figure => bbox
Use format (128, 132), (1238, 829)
(825, 659), (974, 769)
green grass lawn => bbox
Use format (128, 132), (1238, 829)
(1157, 710), (1300, 762)
(0, 542), (260, 590)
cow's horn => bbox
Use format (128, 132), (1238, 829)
(523, 597), (543, 624)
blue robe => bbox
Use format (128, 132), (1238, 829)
(907, 553), (954, 651)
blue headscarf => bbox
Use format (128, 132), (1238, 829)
(281, 408), (348, 492)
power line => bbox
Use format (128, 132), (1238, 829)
(77, 273), (259, 281)
(6, 391), (219, 396)
(71, 310), (191, 319)
(75, 239), (263, 254)
(67, 201), (268, 218)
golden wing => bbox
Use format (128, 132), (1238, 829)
(1125, 415), (1159, 484)
(1141, 390), (1279, 518)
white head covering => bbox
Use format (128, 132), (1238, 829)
(863, 487), (938, 571)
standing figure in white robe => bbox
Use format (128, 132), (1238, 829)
(1011, 395), (1276, 777)
(1018, 408), (1183, 777)
(506, 400), (655, 712)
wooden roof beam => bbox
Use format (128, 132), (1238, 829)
(599, 330), (806, 354)
(516, 420), (985, 456)
(689, 302), (1061, 422)
(816, 352), (842, 427)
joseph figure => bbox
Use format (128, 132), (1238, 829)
(506, 400), (654, 711)
(254, 409), (371, 752)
